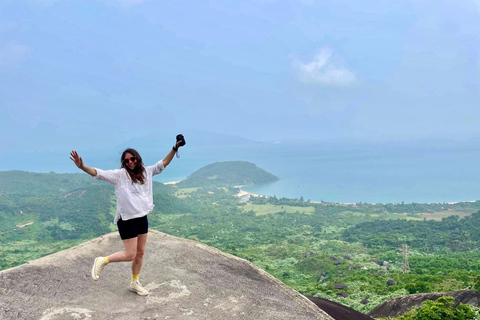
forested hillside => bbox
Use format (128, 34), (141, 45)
(0, 170), (193, 269)
(177, 161), (279, 187)
(2, 169), (480, 316)
(343, 214), (480, 253)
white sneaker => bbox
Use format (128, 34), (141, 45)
(130, 279), (149, 296)
(91, 257), (107, 281)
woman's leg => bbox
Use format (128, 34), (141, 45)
(91, 237), (138, 280)
(129, 233), (149, 295)
(92, 237), (137, 280)
(132, 233), (147, 275)
(108, 237), (138, 262)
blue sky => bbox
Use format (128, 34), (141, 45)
(1, 0), (479, 153)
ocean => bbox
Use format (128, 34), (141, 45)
(3, 139), (480, 204)
(159, 140), (480, 204)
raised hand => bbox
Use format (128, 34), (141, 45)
(176, 134), (186, 147)
(70, 150), (84, 169)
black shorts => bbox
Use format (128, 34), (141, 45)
(117, 216), (149, 240)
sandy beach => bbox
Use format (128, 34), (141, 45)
(231, 186), (264, 198)
(163, 181), (263, 199)
(163, 181), (181, 185)
(236, 189), (262, 198)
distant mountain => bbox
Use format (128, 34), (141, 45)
(177, 161), (279, 188)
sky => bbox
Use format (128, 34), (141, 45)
(1, 0), (480, 154)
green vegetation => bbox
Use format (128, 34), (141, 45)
(379, 296), (478, 320)
(2, 168), (480, 316)
(0, 170), (192, 269)
(242, 203), (315, 215)
(176, 161), (279, 187)
(342, 214), (480, 253)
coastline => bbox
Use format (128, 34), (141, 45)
(233, 185), (263, 199)
(162, 181), (265, 199)
(233, 186), (478, 207)
(234, 185), (359, 206)
(165, 181), (478, 206)
(163, 181), (181, 185)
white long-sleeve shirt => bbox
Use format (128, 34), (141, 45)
(93, 160), (165, 224)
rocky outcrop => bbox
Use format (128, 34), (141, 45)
(386, 280), (397, 286)
(0, 230), (334, 320)
(368, 290), (480, 319)
(333, 283), (348, 290)
(306, 296), (374, 320)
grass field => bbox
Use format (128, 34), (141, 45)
(339, 211), (423, 221)
(241, 203), (315, 216)
(174, 187), (198, 198)
(419, 209), (474, 220)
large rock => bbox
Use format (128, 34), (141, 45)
(332, 283), (348, 290)
(306, 296), (374, 320)
(0, 230), (334, 320)
(386, 280), (397, 286)
(368, 290), (480, 318)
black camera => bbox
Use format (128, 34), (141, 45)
(176, 134), (186, 146)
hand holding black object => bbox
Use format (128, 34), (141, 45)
(176, 134), (186, 147)
(173, 134), (185, 157)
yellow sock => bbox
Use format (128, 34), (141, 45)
(132, 274), (139, 280)
(105, 256), (110, 264)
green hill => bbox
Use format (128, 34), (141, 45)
(0, 170), (193, 269)
(177, 161), (279, 187)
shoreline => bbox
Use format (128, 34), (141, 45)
(163, 180), (181, 185)
(165, 181), (478, 206)
(234, 186), (478, 207)
(233, 185), (263, 199)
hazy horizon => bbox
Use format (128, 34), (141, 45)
(1, 0), (479, 155)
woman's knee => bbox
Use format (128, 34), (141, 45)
(125, 250), (137, 261)
(135, 249), (145, 259)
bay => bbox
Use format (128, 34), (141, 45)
(3, 139), (480, 204)
(162, 140), (480, 204)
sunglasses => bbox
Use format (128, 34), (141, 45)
(123, 156), (137, 164)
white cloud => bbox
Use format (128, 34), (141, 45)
(0, 42), (30, 68)
(295, 48), (356, 87)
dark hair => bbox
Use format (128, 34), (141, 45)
(121, 148), (145, 184)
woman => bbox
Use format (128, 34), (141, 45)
(69, 138), (183, 296)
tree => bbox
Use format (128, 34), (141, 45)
(394, 296), (475, 320)
(474, 275), (480, 292)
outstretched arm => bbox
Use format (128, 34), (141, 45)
(70, 150), (97, 176)
(162, 141), (181, 168)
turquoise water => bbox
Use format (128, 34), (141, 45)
(3, 139), (480, 204)
(162, 140), (480, 204)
